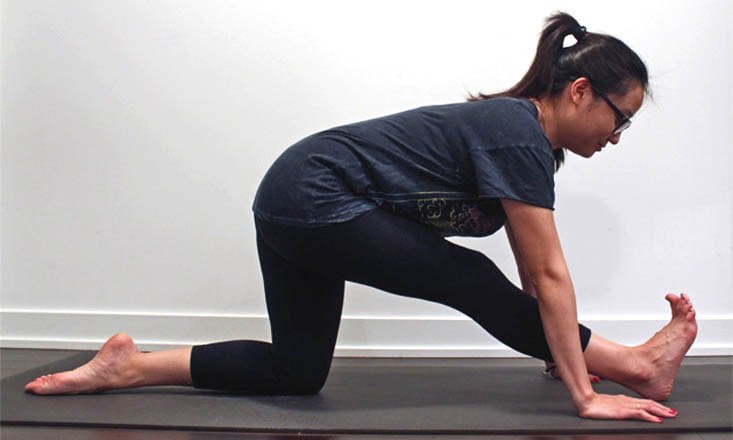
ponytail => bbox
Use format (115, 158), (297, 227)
(469, 12), (649, 172)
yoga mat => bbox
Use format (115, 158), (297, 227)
(1, 353), (730, 435)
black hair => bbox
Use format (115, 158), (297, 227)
(469, 12), (649, 171)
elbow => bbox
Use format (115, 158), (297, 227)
(528, 265), (572, 293)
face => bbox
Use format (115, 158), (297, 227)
(560, 79), (645, 158)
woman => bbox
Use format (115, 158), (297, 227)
(26, 12), (697, 423)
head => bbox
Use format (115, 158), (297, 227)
(549, 75), (644, 159)
(469, 12), (650, 170)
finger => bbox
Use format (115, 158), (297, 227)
(639, 410), (664, 423)
(642, 400), (678, 419)
(630, 406), (663, 423)
(656, 405), (678, 418)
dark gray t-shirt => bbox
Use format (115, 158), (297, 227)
(253, 97), (555, 237)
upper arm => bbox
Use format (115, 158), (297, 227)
(504, 221), (527, 273)
(504, 221), (520, 260)
(505, 220), (538, 296)
(501, 198), (570, 287)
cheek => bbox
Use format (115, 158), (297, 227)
(561, 112), (605, 148)
(596, 109), (618, 138)
(579, 123), (602, 144)
(582, 118), (611, 146)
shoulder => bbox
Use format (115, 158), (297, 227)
(457, 97), (537, 120)
(455, 97), (551, 154)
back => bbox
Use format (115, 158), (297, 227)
(253, 97), (556, 237)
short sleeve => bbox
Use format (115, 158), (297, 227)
(469, 145), (556, 210)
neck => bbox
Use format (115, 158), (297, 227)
(530, 96), (562, 150)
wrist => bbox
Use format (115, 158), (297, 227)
(573, 388), (598, 412)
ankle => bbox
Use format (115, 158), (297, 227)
(627, 346), (654, 382)
(119, 351), (147, 388)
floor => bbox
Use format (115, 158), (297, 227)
(1, 348), (730, 440)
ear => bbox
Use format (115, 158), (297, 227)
(568, 77), (593, 105)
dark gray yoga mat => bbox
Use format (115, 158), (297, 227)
(1, 352), (731, 435)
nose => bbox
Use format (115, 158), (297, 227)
(608, 132), (621, 145)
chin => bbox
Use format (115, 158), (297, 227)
(567, 147), (595, 158)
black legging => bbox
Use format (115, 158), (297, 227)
(189, 208), (592, 394)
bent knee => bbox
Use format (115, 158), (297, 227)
(276, 369), (328, 395)
(272, 356), (331, 395)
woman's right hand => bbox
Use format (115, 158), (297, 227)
(578, 392), (678, 422)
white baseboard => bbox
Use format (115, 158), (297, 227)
(1, 309), (731, 357)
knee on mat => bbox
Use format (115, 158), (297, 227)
(275, 362), (330, 395)
(277, 371), (328, 395)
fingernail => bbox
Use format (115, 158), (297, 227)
(670, 408), (678, 414)
(657, 417), (663, 423)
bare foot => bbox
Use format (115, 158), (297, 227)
(625, 293), (698, 401)
(25, 333), (141, 395)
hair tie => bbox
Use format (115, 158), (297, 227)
(576, 25), (587, 40)
(562, 25), (587, 48)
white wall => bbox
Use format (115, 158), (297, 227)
(2, 0), (731, 356)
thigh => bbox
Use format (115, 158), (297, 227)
(259, 209), (515, 303)
(256, 231), (345, 367)
(257, 209), (589, 361)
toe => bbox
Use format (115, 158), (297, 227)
(665, 294), (679, 313)
(680, 301), (692, 314)
(675, 298), (692, 317)
(681, 293), (692, 306)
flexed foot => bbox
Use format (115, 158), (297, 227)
(626, 293), (698, 401)
(25, 333), (141, 395)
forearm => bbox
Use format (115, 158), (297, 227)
(534, 275), (595, 410)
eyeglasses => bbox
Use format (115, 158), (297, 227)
(591, 86), (632, 135)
